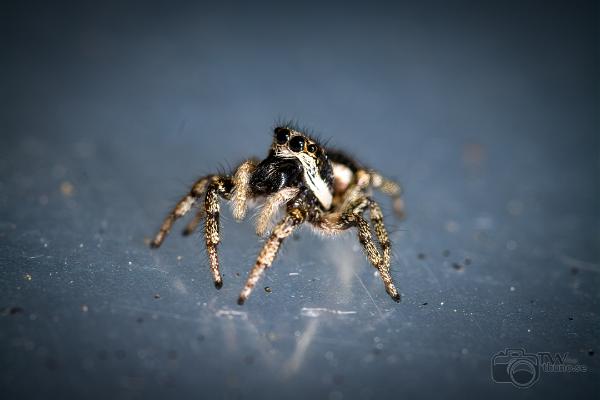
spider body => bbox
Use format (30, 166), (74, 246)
(151, 124), (405, 304)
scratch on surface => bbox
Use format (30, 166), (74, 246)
(560, 255), (600, 273)
(301, 307), (357, 318)
(284, 318), (319, 376)
(22, 252), (44, 259)
(215, 309), (248, 320)
(353, 271), (383, 318)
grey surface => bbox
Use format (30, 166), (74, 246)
(0, 1), (598, 399)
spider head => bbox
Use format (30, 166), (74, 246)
(271, 126), (334, 209)
(273, 127), (321, 157)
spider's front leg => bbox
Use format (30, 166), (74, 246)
(238, 207), (306, 305)
(151, 160), (256, 289)
(319, 197), (400, 302)
(150, 176), (212, 248)
(203, 176), (232, 288)
(205, 159), (257, 288)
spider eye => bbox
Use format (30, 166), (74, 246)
(275, 128), (290, 144)
(307, 144), (317, 153)
(289, 136), (305, 152)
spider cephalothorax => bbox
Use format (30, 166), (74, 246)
(151, 123), (405, 304)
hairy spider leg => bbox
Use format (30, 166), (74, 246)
(204, 176), (234, 289)
(182, 207), (205, 236)
(181, 159), (257, 236)
(368, 171), (405, 218)
(365, 198), (399, 301)
(238, 208), (306, 304)
(150, 176), (212, 248)
(231, 159), (258, 220)
(317, 198), (400, 302)
(255, 187), (300, 237)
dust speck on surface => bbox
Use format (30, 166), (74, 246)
(445, 221), (459, 233)
(60, 181), (74, 197)
(81, 304), (89, 312)
(417, 253), (426, 260)
(154, 293), (161, 299)
(9, 307), (24, 315)
(422, 302), (428, 306)
(23, 273), (32, 281)
(452, 263), (464, 271)
(588, 350), (595, 357)
(264, 286), (272, 293)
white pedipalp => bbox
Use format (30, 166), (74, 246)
(275, 147), (332, 210)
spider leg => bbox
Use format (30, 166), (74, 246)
(238, 208), (306, 305)
(256, 187), (300, 236)
(368, 171), (405, 218)
(204, 176), (234, 289)
(231, 159), (258, 221)
(150, 176), (212, 248)
(182, 207), (205, 236)
(317, 198), (400, 302)
(365, 198), (399, 301)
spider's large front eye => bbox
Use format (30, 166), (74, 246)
(307, 144), (317, 153)
(289, 136), (305, 152)
(275, 128), (290, 144)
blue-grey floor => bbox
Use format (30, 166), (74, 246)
(0, 1), (598, 399)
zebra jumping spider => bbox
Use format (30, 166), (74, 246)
(150, 124), (405, 305)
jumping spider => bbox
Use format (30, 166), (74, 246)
(150, 124), (405, 305)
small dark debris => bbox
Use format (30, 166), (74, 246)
(422, 302), (428, 306)
(10, 307), (24, 315)
(530, 299), (536, 304)
(264, 286), (272, 293)
(452, 263), (464, 271)
(235, 272), (240, 277)
(464, 258), (472, 265)
(570, 267), (579, 275)
(588, 350), (594, 357)
(417, 253), (426, 260)
(568, 317), (574, 321)
(443, 250), (450, 257)
(167, 350), (178, 360)
(136, 317), (144, 324)
(244, 355), (255, 365)
(115, 349), (127, 360)
(154, 293), (161, 299)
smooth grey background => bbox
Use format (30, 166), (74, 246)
(1, 1), (598, 399)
